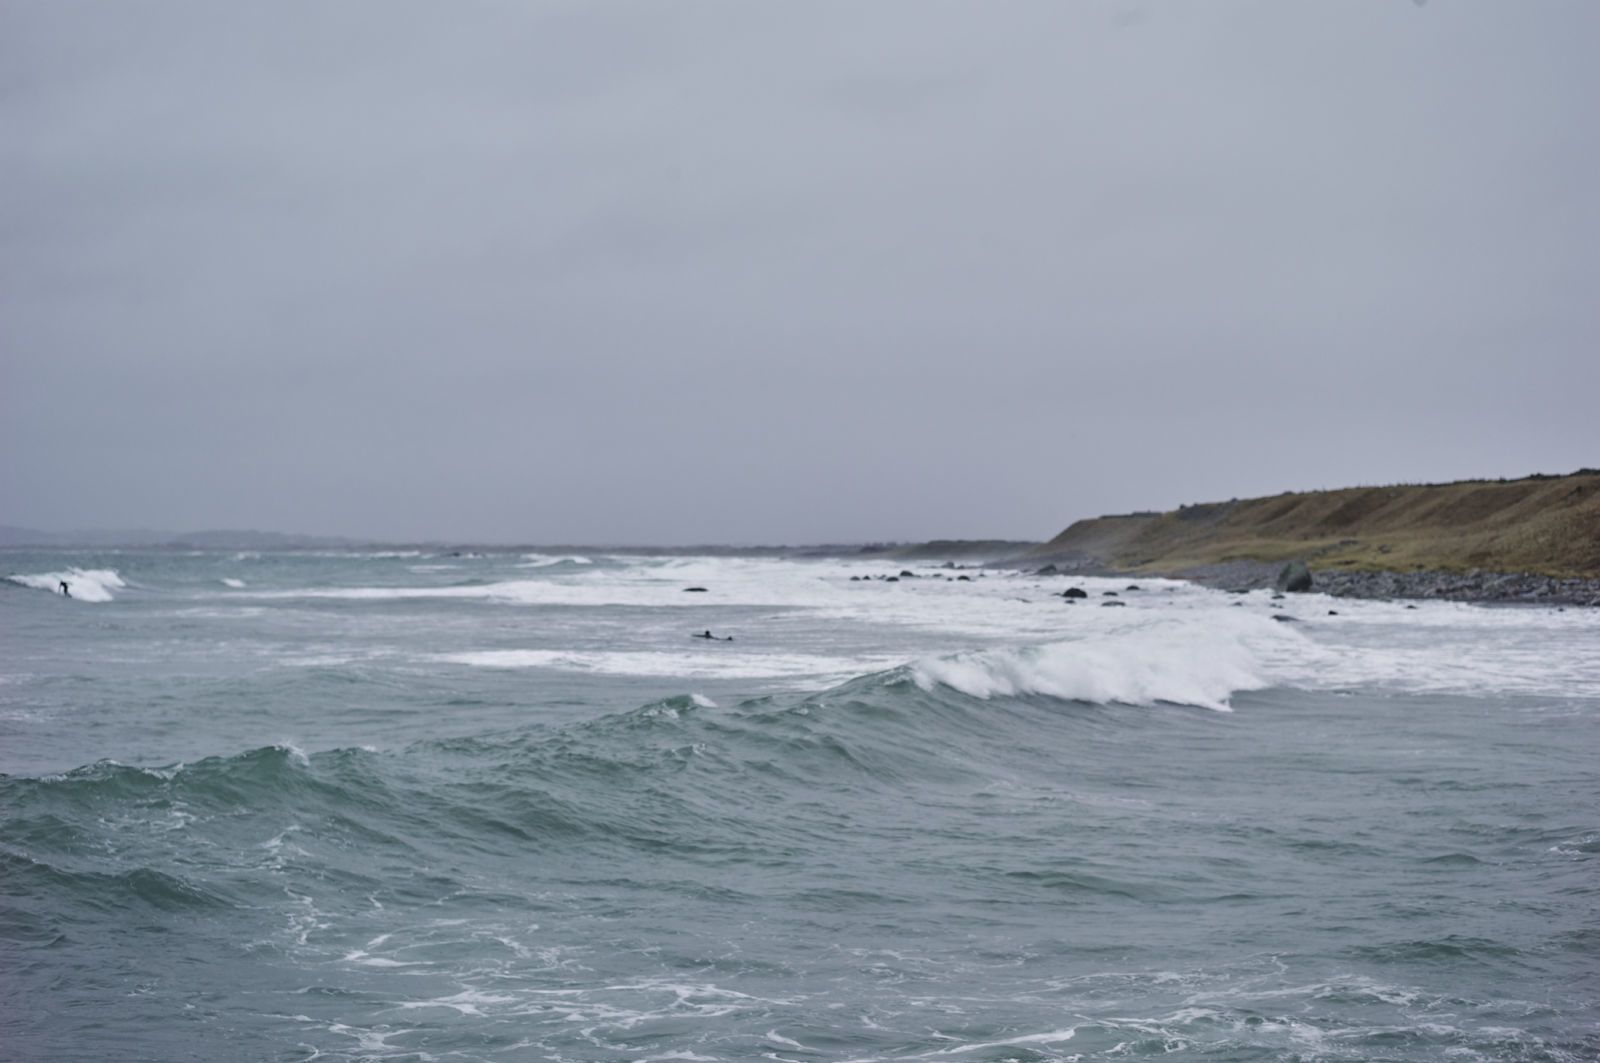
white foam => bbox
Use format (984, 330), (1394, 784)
(839, 1027), (1079, 1063)
(517, 553), (594, 568)
(221, 577), (246, 588)
(279, 653), (370, 668)
(211, 553), (1600, 702)
(439, 649), (900, 681)
(243, 556), (927, 609)
(690, 693), (718, 708)
(395, 989), (517, 1014)
(1250, 595), (1600, 699)
(912, 614), (1281, 711)
(274, 742), (310, 767)
(7, 567), (126, 602)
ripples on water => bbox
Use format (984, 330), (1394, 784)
(2, 551), (1597, 1060)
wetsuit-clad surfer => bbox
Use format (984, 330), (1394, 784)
(59, 581), (71, 598)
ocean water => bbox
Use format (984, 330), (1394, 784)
(3, 550), (1597, 1062)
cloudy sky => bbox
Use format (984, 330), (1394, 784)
(4, 1), (1596, 543)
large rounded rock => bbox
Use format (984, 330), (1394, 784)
(1276, 560), (1314, 593)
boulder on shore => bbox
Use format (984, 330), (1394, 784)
(1276, 560), (1314, 593)
(1063, 587), (1088, 599)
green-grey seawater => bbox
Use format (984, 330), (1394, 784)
(3, 550), (1597, 1061)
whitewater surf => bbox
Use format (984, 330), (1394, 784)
(3, 548), (1597, 1060)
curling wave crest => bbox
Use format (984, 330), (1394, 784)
(910, 614), (1283, 711)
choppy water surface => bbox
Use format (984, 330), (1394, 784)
(3, 550), (1597, 1061)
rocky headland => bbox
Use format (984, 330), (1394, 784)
(1013, 471), (1600, 606)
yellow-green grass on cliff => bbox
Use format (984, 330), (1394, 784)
(1032, 471), (1600, 579)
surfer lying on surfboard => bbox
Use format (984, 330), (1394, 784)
(693, 630), (733, 641)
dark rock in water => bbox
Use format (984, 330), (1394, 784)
(849, 576), (861, 581)
(1063, 587), (1088, 599)
(1328, 610), (1339, 616)
(1272, 613), (1298, 622)
(1405, 604), (1417, 610)
(683, 587), (708, 593)
(1101, 600), (1126, 607)
(957, 575), (971, 582)
(1103, 591), (1118, 597)
(1271, 593), (1285, 601)
(1232, 602), (1243, 607)
(1036, 564), (1058, 575)
(886, 576), (899, 582)
(1125, 584), (1141, 591)
(1277, 560), (1314, 593)
(900, 570), (915, 578)
(1063, 598), (1077, 604)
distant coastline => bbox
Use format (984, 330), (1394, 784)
(1011, 470), (1600, 606)
(8, 470), (1598, 605)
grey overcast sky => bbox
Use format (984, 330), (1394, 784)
(3, 2), (1596, 544)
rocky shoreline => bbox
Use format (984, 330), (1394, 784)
(1183, 563), (1597, 606)
(1297, 567), (1600, 607)
(1016, 558), (1600, 606)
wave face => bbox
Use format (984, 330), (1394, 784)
(3, 549), (1598, 1060)
(6, 566), (126, 602)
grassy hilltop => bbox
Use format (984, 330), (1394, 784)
(1028, 471), (1600, 579)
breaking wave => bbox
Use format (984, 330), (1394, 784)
(910, 615), (1283, 711)
(517, 553), (594, 568)
(6, 567), (126, 602)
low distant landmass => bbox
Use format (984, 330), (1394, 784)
(7, 470), (1597, 604)
(0, 526), (362, 550)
